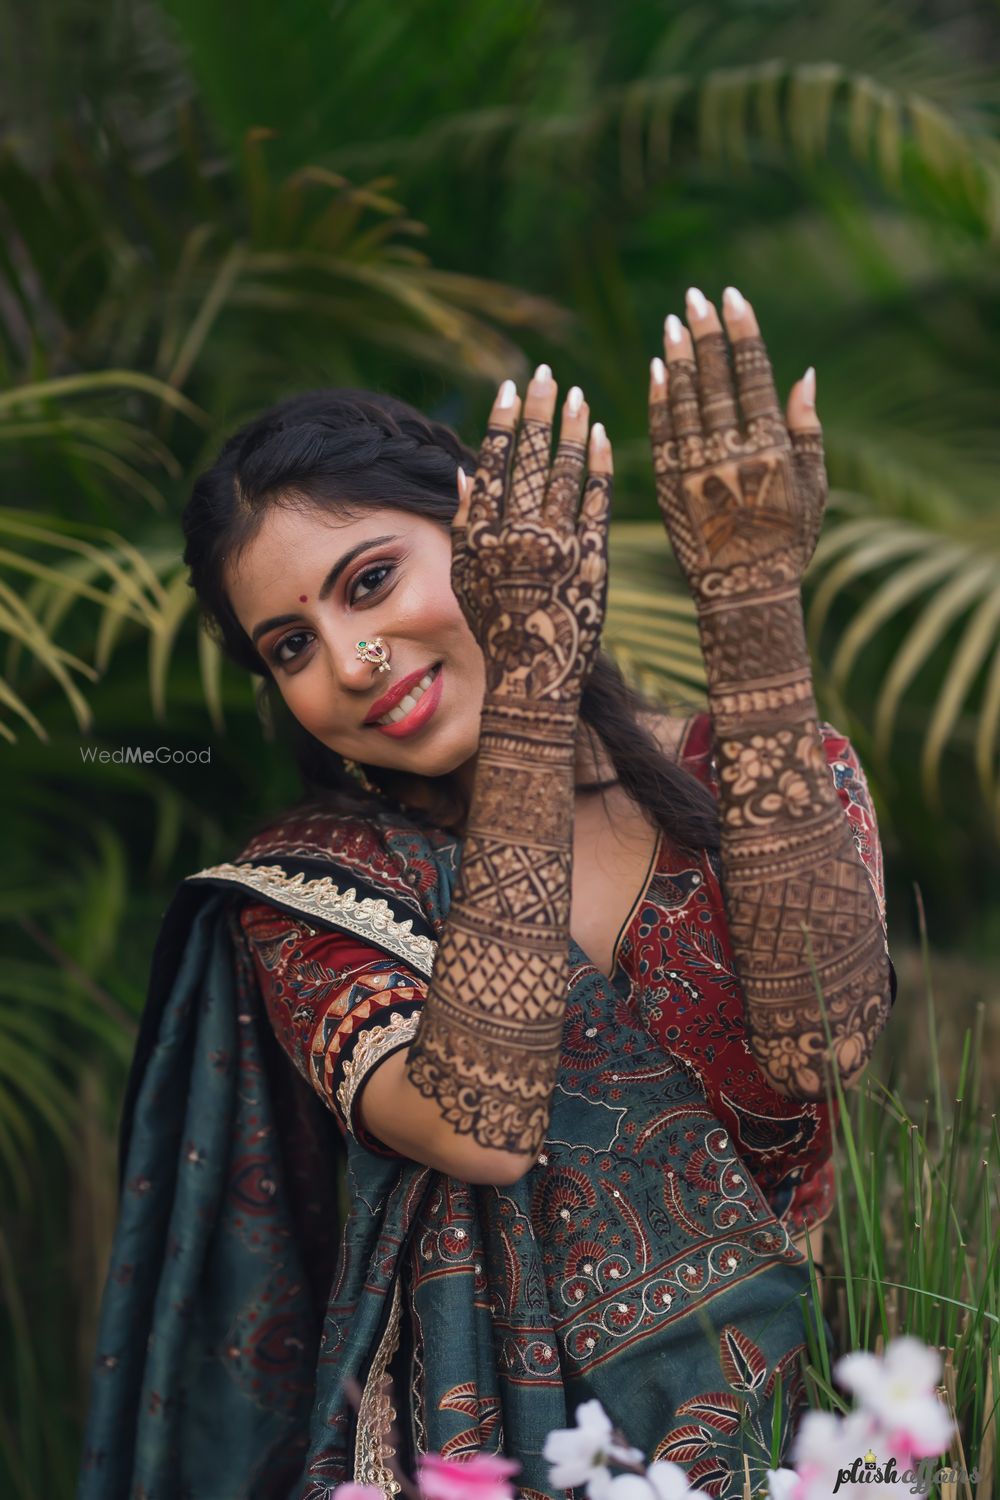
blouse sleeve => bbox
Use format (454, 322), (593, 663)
(238, 899), (429, 1159)
(679, 712), (897, 1006)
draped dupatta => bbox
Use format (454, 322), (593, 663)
(79, 798), (834, 1500)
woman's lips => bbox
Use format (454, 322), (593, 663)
(370, 664), (444, 738)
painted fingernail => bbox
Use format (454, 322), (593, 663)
(686, 286), (709, 319)
(802, 367), (816, 407)
(533, 363), (552, 385)
(650, 356), (666, 384)
(592, 421), (608, 447)
(665, 314), (684, 345)
(723, 286), (747, 316)
(567, 385), (584, 416)
(497, 379), (516, 408)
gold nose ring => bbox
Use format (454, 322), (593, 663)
(355, 636), (391, 674)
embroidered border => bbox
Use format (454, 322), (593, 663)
(354, 1274), (405, 1495)
(336, 1011), (422, 1139)
(185, 861), (437, 977)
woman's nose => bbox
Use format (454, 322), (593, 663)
(330, 630), (388, 693)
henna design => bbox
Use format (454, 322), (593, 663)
(407, 406), (611, 1155)
(700, 596), (893, 1100)
(649, 321), (888, 1100)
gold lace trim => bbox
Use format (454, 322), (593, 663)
(184, 861), (436, 977)
(354, 1274), (405, 1496)
(337, 1010), (422, 1139)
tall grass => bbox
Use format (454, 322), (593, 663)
(795, 890), (998, 1500)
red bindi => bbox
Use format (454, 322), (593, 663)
(299, 595), (308, 602)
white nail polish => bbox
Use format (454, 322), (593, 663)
(567, 385), (584, 416)
(665, 314), (684, 345)
(802, 367), (816, 407)
(650, 356), (666, 384)
(533, 363), (552, 384)
(723, 286), (747, 316)
(686, 286), (709, 319)
(592, 421), (608, 446)
(497, 379), (516, 408)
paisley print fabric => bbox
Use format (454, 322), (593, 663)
(77, 713), (894, 1500)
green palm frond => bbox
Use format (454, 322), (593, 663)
(335, 59), (1000, 238)
(806, 502), (1000, 820)
(605, 521), (707, 705)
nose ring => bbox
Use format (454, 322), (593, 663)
(355, 636), (391, 674)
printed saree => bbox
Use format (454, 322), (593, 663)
(77, 713), (894, 1500)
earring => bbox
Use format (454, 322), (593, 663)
(342, 757), (381, 795)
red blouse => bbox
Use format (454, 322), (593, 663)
(238, 711), (892, 1237)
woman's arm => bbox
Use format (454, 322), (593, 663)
(402, 374), (612, 1173)
(650, 288), (893, 1102)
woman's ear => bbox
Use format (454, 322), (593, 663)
(455, 466), (471, 526)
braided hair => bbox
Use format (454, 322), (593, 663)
(182, 388), (720, 851)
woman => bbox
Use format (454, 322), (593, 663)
(77, 287), (896, 1500)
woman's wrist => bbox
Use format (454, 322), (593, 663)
(696, 587), (818, 736)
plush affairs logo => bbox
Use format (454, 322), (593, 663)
(831, 1446), (979, 1494)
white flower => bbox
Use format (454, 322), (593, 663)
(833, 1336), (954, 1461)
(602, 1478), (656, 1500)
(788, 1409), (879, 1500)
(647, 1459), (714, 1499)
(543, 1399), (645, 1495)
(765, 1466), (800, 1500)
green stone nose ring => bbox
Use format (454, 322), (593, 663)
(355, 636), (392, 674)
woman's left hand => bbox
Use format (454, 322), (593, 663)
(649, 286), (827, 611)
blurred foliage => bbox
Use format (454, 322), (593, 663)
(1, 0), (999, 1494)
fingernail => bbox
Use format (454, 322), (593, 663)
(497, 379), (516, 408)
(723, 286), (747, 316)
(686, 286), (709, 319)
(592, 421), (608, 447)
(802, 366), (816, 407)
(533, 363), (552, 385)
(650, 356), (666, 385)
(665, 314), (684, 345)
(567, 385), (584, 416)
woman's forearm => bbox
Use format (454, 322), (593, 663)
(698, 586), (893, 1101)
(405, 690), (577, 1159)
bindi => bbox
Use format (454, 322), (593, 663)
(299, 595), (308, 602)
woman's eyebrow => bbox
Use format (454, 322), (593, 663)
(250, 534), (400, 645)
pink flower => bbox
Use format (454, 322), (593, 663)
(332, 1487), (385, 1500)
(833, 1336), (954, 1465)
(417, 1451), (521, 1500)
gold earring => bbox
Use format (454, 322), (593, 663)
(342, 757), (381, 795)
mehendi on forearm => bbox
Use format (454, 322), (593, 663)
(404, 695), (577, 1155)
(698, 588), (892, 1100)
(405, 393), (611, 1155)
(650, 306), (892, 1101)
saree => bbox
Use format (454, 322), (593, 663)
(77, 712), (894, 1500)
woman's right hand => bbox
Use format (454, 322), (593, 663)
(450, 369), (613, 707)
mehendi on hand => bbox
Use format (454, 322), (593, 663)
(649, 289), (892, 1100)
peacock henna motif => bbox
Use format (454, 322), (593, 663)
(651, 314), (892, 1100)
(407, 402), (611, 1155)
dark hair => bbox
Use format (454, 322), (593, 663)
(181, 388), (720, 854)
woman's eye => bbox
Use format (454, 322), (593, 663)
(272, 631), (312, 667)
(350, 562), (393, 603)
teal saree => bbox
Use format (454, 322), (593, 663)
(77, 786), (841, 1500)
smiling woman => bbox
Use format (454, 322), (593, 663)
(77, 376), (894, 1500)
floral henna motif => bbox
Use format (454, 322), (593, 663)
(407, 404), (611, 1156)
(699, 593), (893, 1098)
(651, 317), (891, 1100)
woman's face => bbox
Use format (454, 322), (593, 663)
(224, 501), (487, 789)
